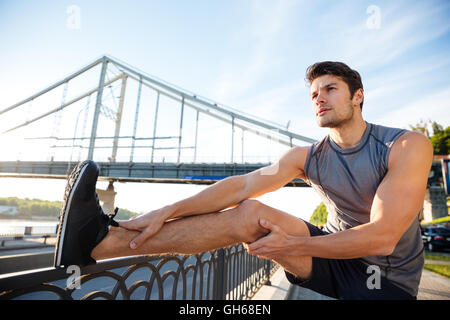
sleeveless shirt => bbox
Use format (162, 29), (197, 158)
(304, 121), (424, 296)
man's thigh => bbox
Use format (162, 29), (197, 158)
(240, 199), (313, 279)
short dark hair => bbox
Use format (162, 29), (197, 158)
(305, 61), (364, 110)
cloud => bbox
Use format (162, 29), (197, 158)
(373, 86), (450, 129)
(212, 0), (301, 101)
(364, 53), (450, 103)
(343, 1), (450, 69)
(212, 0), (450, 143)
(207, 0), (450, 145)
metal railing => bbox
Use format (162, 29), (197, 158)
(0, 224), (58, 237)
(0, 225), (57, 248)
(0, 244), (278, 300)
(0, 234), (55, 248)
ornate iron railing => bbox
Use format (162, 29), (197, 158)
(0, 244), (278, 300)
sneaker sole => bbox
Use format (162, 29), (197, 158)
(54, 161), (91, 267)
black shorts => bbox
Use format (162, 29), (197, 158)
(284, 220), (416, 300)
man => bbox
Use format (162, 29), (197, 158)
(54, 61), (433, 300)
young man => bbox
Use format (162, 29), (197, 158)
(54, 61), (433, 300)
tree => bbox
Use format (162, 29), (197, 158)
(431, 122), (444, 134)
(310, 202), (328, 226)
(0, 197), (139, 220)
(116, 208), (139, 220)
(410, 120), (449, 155)
(409, 119), (432, 137)
(429, 125), (450, 155)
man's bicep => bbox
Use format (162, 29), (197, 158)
(243, 146), (308, 199)
(370, 132), (433, 245)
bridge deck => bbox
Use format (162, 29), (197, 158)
(0, 161), (308, 187)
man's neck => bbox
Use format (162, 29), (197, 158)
(329, 117), (367, 149)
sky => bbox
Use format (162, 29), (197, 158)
(1, 0), (449, 139)
(0, 0), (449, 218)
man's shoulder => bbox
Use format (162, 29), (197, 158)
(392, 130), (431, 149)
(388, 130), (433, 169)
(367, 123), (432, 155)
(368, 122), (406, 144)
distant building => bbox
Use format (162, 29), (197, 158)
(0, 205), (18, 216)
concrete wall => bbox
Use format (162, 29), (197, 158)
(423, 186), (448, 222)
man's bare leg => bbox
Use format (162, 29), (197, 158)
(91, 199), (312, 279)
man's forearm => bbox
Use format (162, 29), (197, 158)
(164, 175), (247, 220)
(289, 222), (394, 259)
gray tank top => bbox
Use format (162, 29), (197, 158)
(304, 121), (424, 297)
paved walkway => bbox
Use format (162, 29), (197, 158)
(252, 267), (292, 300)
(418, 258), (450, 300)
(417, 269), (450, 300)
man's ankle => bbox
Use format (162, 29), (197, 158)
(91, 226), (139, 261)
(90, 226), (117, 260)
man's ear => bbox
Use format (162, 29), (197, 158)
(353, 88), (364, 108)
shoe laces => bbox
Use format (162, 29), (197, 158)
(95, 193), (119, 227)
(108, 207), (119, 227)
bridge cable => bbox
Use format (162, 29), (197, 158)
(130, 76), (143, 163)
(49, 81), (68, 161)
(78, 94), (92, 161)
(150, 92), (160, 163)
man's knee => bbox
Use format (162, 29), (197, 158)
(235, 199), (269, 242)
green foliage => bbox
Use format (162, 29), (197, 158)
(0, 197), (139, 220)
(429, 126), (450, 155)
(424, 253), (450, 261)
(423, 264), (450, 279)
(0, 197), (61, 218)
(420, 215), (450, 226)
(310, 202), (328, 226)
(410, 120), (449, 155)
(409, 120), (431, 136)
(115, 208), (139, 220)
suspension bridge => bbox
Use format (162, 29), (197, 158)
(0, 55), (315, 211)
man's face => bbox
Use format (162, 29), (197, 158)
(309, 75), (356, 128)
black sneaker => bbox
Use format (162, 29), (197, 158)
(54, 160), (119, 268)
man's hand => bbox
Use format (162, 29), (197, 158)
(246, 219), (293, 260)
(118, 208), (169, 249)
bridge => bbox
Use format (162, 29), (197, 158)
(0, 55), (315, 211)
